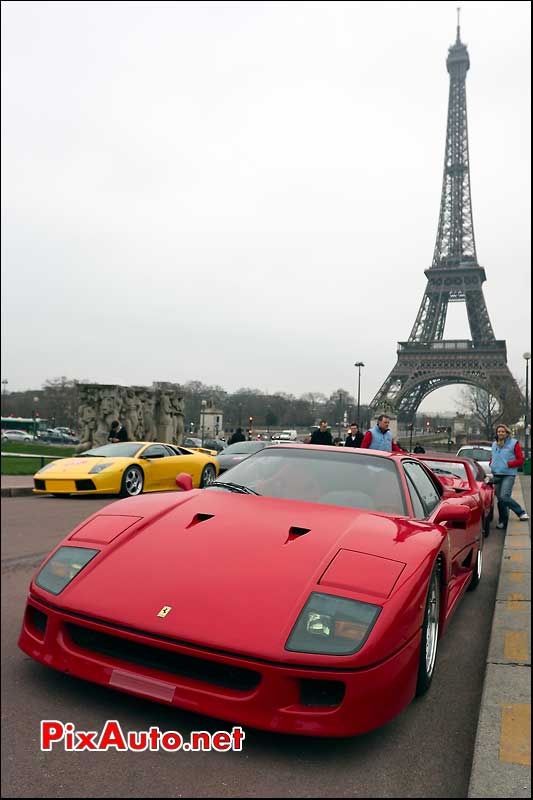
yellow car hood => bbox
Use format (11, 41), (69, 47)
(37, 457), (131, 477)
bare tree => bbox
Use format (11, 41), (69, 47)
(457, 386), (503, 439)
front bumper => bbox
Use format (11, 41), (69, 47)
(19, 595), (421, 737)
(33, 474), (120, 495)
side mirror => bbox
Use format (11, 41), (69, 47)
(176, 473), (193, 492)
(433, 503), (470, 525)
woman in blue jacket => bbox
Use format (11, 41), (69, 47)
(490, 424), (529, 529)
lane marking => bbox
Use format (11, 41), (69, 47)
(504, 631), (529, 662)
(506, 600), (528, 611)
(500, 704), (531, 766)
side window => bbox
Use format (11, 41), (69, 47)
(163, 445), (180, 456)
(404, 461), (441, 516)
(142, 445), (169, 459)
(405, 472), (426, 519)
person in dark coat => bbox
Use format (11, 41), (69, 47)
(108, 420), (128, 443)
(413, 443), (426, 453)
(345, 423), (364, 448)
(228, 427), (246, 445)
(310, 420), (333, 446)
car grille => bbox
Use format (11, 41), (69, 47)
(34, 479), (45, 490)
(75, 480), (96, 491)
(300, 678), (345, 706)
(65, 624), (261, 691)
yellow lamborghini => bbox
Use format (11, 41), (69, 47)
(33, 441), (219, 497)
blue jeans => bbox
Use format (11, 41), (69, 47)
(494, 474), (525, 526)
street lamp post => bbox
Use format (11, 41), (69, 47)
(1, 379), (7, 397)
(524, 352), (531, 461)
(354, 362), (365, 423)
(201, 400), (207, 447)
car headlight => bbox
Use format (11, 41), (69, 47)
(35, 546), (99, 595)
(285, 592), (381, 655)
(89, 463), (115, 474)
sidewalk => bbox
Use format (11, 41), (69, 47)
(468, 477), (531, 797)
(1, 475), (34, 497)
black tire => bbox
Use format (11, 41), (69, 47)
(467, 532), (483, 591)
(120, 465), (144, 497)
(416, 562), (441, 696)
(200, 464), (216, 488)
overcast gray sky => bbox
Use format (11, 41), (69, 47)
(1, 0), (531, 413)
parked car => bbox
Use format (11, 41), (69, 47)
(20, 444), (484, 737)
(217, 440), (269, 473)
(54, 426), (78, 437)
(456, 445), (492, 478)
(33, 441), (219, 497)
(36, 430), (80, 445)
(202, 438), (226, 453)
(1, 429), (33, 443)
(183, 437), (202, 448)
(417, 452), (494, 537)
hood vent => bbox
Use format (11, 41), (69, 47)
(186, 513), (215, 529)
(284, 526), (311, 544)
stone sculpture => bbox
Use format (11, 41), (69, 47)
(75, 382), (185, 451)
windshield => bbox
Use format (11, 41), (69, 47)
(423, 460), (468, 480)
(80, 443), (143, 458)
(208, 447), (407, 514)
(221, 441), (266, 455)
(459, 448), (491, 461)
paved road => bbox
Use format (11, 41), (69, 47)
(2, 494), (504, 798)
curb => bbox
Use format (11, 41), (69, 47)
(468, 479), (531, 797)
(1, 487), (34, 497)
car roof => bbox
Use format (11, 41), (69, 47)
(417, 452), (472, 464)
(263, 443), (400, 458)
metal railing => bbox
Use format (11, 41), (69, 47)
(1, 451), (64, 469)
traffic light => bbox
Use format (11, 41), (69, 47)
(408, 422), (413, 430)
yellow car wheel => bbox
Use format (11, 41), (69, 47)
(120, 466), (144, 497)
(200, 464), (216, 487)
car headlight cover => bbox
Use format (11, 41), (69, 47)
(35, 546), (99, 595)
(35, 461), (58, 474)
(285, 592), (381, 655)
(89, 462), (115, 474)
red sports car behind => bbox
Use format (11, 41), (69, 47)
(19, 445), (484, 737)
(417, 453), (494, 538)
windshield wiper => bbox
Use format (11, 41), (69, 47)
(209, 481), (261, 496)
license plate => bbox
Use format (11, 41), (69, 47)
(46, 480), (76, 492)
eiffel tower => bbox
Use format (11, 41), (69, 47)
(370, 15), (523, 423)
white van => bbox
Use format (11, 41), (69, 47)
(279, 429), (298, 441)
